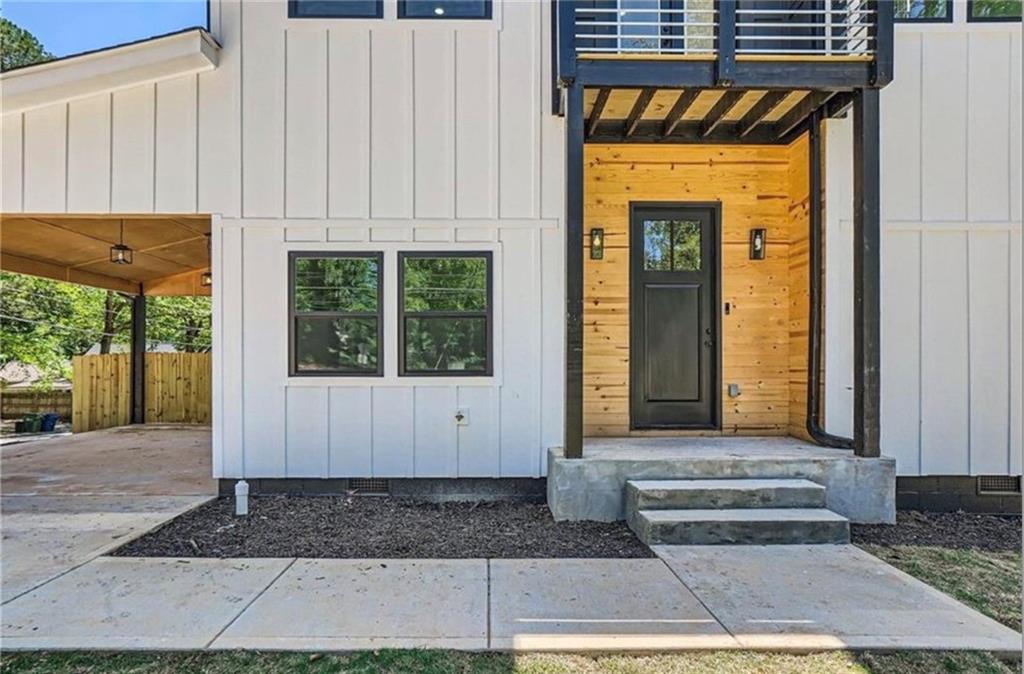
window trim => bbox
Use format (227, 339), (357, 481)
(967, 0), (1023, 22)
(397, 0), (493, 21)
(289, 251), (385, 378)
(398, 251), (494, 377)
(288, 0), (384, 19)
(893, 0), (954, 23)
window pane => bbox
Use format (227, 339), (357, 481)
(970, 0), (1022, 19)
(403, 256), (488, 312)
(405, 317), (487, 372)
(893, 0), (950, 19)
(619, 0), (659, 52)
(294, 256), (379, 313)
(672, 220), (702, 271)
(400, 0), (490, 19)
(643, 220), (673, 270)
(291, 0), (382, 18)
(296, 317), (378, 373)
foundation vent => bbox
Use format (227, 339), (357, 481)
(977, 476), (1021, 495)
(348, 478), (390, 495)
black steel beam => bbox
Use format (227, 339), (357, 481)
(661, 89), (700, 137)
(774, 91), (834, 141)
(716, 1), (736, 86)
(873, 0), (895, 86)
(564, 82), (585, 460)
(589, 119), (784, 145)
(575, 59), (873, 90)
(852, 88), (882, 458)
(736, 91), (788, 138)
(624, 88), (656, 138)
(701, 90), (744, 137)
(587, 88), (610, 138)
(130, 293), (146, 425)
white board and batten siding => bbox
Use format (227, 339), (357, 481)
(1, 0), (566, 480)
(825, 18), (1022, 477)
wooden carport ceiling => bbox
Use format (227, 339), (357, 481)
(0, 215), (211, 296)
(583, 88), (842, 144)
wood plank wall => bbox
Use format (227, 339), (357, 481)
(71, 353), (211, 432)
(583, 143), (811, 437)
(787, 134), (813, 442)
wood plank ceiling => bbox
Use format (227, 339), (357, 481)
(584, 88), (841, 144)
(0, 215), (212, 296)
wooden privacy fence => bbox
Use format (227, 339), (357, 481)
(0, 389), (73, 420)
(72, 353), (212, 433)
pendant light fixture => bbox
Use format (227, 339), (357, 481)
(200, 233), (212, 286)
(109, 219), (133, 265)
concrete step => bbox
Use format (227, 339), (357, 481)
(625, 478), (827, 511)
(629, 508), (851, 545)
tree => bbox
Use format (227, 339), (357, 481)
(0, 18), (53, 71)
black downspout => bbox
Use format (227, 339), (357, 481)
(806, 109), (854, 449)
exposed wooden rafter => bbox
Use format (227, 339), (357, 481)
(587, 88), (611, 138)
(700, 90), (745, 138)
(624, 88), (657, 138)
(774, 91), (834, 141)
(736, 91), (789, 138)
(661, 90), (700, 137)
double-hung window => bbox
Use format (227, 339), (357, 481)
(399, 252), (493, 375)
(290, 252), (383, 376)
(289, 0), (383, 19)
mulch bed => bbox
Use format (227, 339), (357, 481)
(113, 496), (654, 559)
(852, 510), (1021, 552)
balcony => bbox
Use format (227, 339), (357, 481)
(555, 1), (893, 91)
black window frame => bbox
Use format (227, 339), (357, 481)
(967, 0), (1023, 22)
(288, 0), (384, 19)
(398, 251), (494, 377)
(892, 0), (954, 23)
(289, 251), (385, 378)
(397, 0), (493, 20)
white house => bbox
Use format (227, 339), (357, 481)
(0, 0), (1019, 542)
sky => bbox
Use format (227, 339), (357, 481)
(3, 1), (208, 58)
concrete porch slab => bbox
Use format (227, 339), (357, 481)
(1, 495), (212, 603)
(548, 438), (895, 523)
(654, 545), (1023, 655)
(489, 558), (735, 651)
(212, 559), (489, 651)
(1, 557), (291, 650)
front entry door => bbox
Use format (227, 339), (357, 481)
(630, 204), (719, 429)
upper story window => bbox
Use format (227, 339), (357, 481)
(290, 253), (383, 376)
(398, 0), (492, 20)
(893, 0), (953, 21)
(399, 252), (492, 376)
(968, 0), (1023, 21)
(289, 0), (384, 19)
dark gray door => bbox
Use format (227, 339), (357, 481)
(630, 204), (718, 429)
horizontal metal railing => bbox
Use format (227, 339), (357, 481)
(567, 1), (877, 59)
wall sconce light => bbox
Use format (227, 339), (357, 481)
(200, 271), (213, 287)
(749, 228), (766, 260)
(590, 228), (605, 260)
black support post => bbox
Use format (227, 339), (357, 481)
(715, 0), (736, 87)
(564, 82), (585, 459)
(852, 88), (881, 458)
(130, 293), (146, 425)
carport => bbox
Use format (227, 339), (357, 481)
(0, 214), (212, 425)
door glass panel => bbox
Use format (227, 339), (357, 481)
(671, 220), (702, 271)
(643, 220), (673, 270)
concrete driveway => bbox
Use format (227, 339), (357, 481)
(1, 425), (215, 603)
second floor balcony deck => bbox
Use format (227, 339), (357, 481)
(555, 1), (894, 91)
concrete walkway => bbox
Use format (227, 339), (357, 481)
(1, 426), (216, 603)
(2, 546), (1020, 654)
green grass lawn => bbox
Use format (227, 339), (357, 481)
(1, 649), (1018, 674)
(3, 523), (1020, 674)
